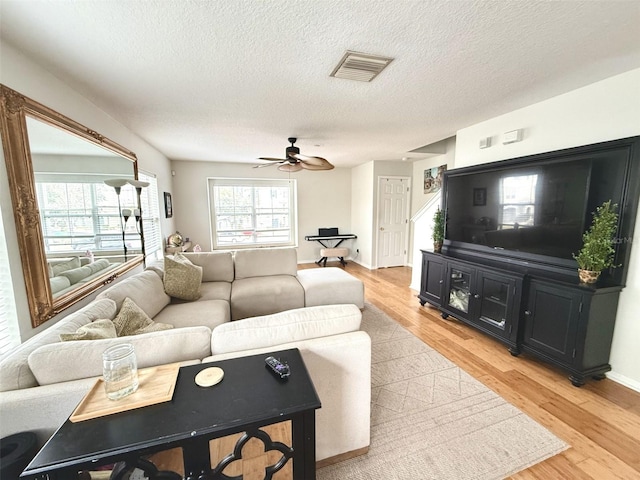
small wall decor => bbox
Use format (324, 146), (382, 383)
(164, 192), (173, 218)
(424, 164), (447, 193)
(473, 188), (486, 206)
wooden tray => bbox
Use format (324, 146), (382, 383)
(70, 363), (181, 422)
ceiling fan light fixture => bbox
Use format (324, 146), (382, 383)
(256, 137), (334, 172)
(330, 50), (394, 82)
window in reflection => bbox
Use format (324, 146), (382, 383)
(36, 180), (142, 254)
(499, 174), (538, 230)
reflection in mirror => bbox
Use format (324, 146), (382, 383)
(26, 116), (144, 300)
(0, 84), (143, 327)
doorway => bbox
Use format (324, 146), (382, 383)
(377, 176), (410, 268)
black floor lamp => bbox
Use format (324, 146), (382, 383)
(104, 179), (149, 260)
(104, 179), (129, 260)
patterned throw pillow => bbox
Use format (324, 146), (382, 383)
(113, 297), (173, 336)
(164, 253), (203, 301)
(59, 319), (117, 342)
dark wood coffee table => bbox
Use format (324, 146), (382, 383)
(21, 348), (321, 480)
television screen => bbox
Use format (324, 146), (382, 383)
(444, 146), (630, 262)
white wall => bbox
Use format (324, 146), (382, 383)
(408, 139), (456, 290)
(0, 42), (174, 340)
(351, 162), (375, 268)
(409, 137), (457, 268)
(169, 161), (351, 264)
(455, 68), (640, 391)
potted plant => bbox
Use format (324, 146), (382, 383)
(573, 200), (619, 284)
(432, 208), (445, 253)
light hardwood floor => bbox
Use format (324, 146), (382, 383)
(316, 261), (640, 480)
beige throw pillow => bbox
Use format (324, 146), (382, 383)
(164, 253), (203, 301)
(59, 319), (117, 342)
(113, 297), (173, 336)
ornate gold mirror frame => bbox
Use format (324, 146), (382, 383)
(0, 85), (144, 327)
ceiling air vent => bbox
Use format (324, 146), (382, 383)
(330, 50), (394, 82)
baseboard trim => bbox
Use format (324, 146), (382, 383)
(316, 446), (369, 469)
(607, 371), (640, 393)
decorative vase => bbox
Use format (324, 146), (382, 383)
(578, 269), (600, 284)
(434, 242), (443, 254)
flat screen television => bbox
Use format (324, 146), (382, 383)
(442, 136), (640, 276)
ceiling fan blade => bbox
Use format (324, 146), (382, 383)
(300, 162), (333, 172)
(296, 155), (335, 170)
(258, 157), (288, 162)
(288, 152), (329, 167)
(253, 162), (279, 169)
(278, 163), (303, 172)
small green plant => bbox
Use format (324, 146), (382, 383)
(573, 200), (619, 272)
(432, 208), (445, 245)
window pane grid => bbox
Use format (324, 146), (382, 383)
(210, 179), (296, 248)
(37, 177), (159, 255)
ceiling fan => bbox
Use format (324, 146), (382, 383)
(255, 137), (334, 172)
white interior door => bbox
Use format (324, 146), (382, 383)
(377, 176), (410, 268)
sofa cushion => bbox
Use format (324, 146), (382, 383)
(60, 319), (117, 341)
(0, 298), (117, 391)
(211, 304), (362, 355)
(231, 275), (304, 320)
(233, 248), (298, 279)
(49, 275), (71, 294)
(154, 299), (230, 330)
(113, 297), (173, 336)
(164, 253), (203, 301)
(28, 326), (213, 386)
(297, 267), (365, 309)
(97, 270), (170, 318)
(183, 251), (234, 282)
(198, 281), (231, 302)
(57, 265), (94, 285)
(50, 256), (81, 276)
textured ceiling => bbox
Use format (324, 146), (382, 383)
(1, 0), (639, 168)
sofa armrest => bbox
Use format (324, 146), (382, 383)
(204, 331), (372, 462)
(211, 304), (361, 354)
(0, 377), (97, 448)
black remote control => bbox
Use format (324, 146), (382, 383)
(265, 356), (290, 379)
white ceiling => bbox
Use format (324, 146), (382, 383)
(1, 1), (639, 168)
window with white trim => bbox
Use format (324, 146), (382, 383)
(139, 171), (162, 260)
(209, 178), (297, 248)
(0, 210), (20, 358)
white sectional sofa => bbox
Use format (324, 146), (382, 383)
(0, 248), (369, 465)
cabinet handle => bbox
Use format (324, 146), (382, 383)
(474, 294), (480, 299)
(439, 280), (443, 284)
(524, 310), (532, 316)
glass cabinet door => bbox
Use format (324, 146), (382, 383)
(447, 266), (472, 314)
(476, 274), (512, 329)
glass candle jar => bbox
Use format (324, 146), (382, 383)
(102, 343), (139, 400)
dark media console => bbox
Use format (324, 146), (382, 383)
(419, 250), (622, 386)
(419, 136), (640, 386)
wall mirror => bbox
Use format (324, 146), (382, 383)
(0, 85), (144, 327)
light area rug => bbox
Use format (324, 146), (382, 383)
(317, 303), (568, 480)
